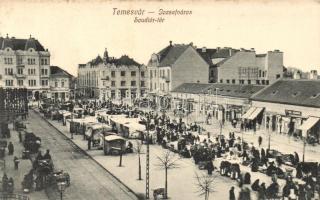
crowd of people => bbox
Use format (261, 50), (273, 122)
(43, 99), (320, 200)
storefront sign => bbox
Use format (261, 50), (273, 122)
(285, 110), (302, 116)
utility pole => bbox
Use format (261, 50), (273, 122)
(302, 138), (306, 162)
(145, 101), (150, 199)
(268, 126), (271, 150)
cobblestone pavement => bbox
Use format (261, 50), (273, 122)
(26, 110), (138, 200)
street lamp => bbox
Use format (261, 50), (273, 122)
(57, 181), (66, 200)
(302, 137), (306, 162)
(145, 116), (150, 199)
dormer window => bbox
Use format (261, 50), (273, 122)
(311, 93), (320, 99)
(272, 90), (278, 95)
(292, 91), (301, 97)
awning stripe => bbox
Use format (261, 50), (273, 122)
(248, 107), (264, 120)
(241, 107), (256, 119)
(298, 117), (319, 131)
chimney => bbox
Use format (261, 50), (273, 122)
(202, 46), (206, 53)
(169, 41), (172, 46)
(229, 48), (232, 56)
(293, 70), (301, 79)
(217, 47), (220, 51)
(310, 70), (318, 79)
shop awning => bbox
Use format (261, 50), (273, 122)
(247, 107), (264, 120)
(241, 107), (256, 119)
(298, 117), (320, 131)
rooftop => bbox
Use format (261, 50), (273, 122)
(156, 43), (190, 67)
(50, 66), (74, 78)
(0, 35), (46, 51)
(172, 83), (265, 98)
(251, 79), (320, 108)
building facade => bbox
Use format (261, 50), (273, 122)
(77, 49), (148, 101)
(0, 35), (50, 100)
(205, 48), (284, 85)
(147, 41), (210, 97)
(249, 79), (320, 142)
(171, 83), (264, 123)
(49, 66), (74, 102)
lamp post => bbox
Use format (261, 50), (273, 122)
(268, 125), (271, 150)
(145, 115), (150, 199)
(57, 181), (66, 200)
(302, 137), (306, 162)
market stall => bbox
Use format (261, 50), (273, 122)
(103, 135), (126, 155)
(85, 123), (112, 149)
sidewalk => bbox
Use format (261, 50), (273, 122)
(1, 123), (48, 200)
(35, 109), (303, 200)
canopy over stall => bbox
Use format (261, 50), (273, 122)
(103, 135), (126, 155)
(298, 117), (320, 137)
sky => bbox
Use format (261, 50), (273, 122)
(0, 0), (320, 76)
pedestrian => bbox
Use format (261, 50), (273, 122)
(14, 156), (20, 170)
(2, 173), (8, 192)
(206, 160), (214, 175)
(43, 149), (52, 160)
(8, 142), (14, 155)
(229, 186), (236, 200)
(88, 137), (92, 150)
(258, 136), (262, 147)
(18, 131), (22, 143)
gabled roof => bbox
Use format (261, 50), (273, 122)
(157, 44), (190, 67)
(0, 36), (45, 51)
(251, 79), (320, 108)
(196, 48), (216, 66)
(172, 83), (264, 98)
(50, 66), (73, 78)
(108, 55), (140, 66)
(90, 55), (103, 66)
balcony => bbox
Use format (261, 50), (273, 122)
(40, 74), (50, 78)
(15, 74), (26, 79)
(161, 76), (170, 83)
(101, 76), (110, 81)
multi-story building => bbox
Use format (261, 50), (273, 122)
(207, 48), (284, 85)
(147, 41), (211, 97)
(78, 49), (148, 101)
(49, 66), (74, 102)
(0, 34), (50, 100)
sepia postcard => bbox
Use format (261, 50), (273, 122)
(0, 0), (319, 200)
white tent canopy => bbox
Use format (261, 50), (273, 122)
(241, 107), (256, 119)
(298, 117), (319, 131)
(247, 107), (264, 120)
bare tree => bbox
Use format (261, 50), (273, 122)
(155, 150), (180, 199)
(134, 140), (144, 180)
(195, 172), (217, 200)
